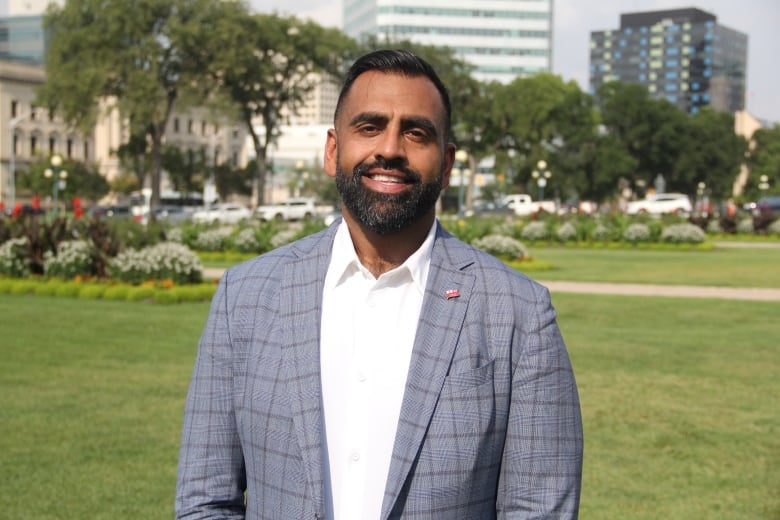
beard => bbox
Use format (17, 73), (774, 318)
(335, 156), (444, 235)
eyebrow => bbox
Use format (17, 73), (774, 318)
(348, 112), (439, 139)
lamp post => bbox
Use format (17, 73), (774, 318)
(454, 149), (470, 219)
(7, 115), (27, 209)
(758, 175), (770, 194)
(294, 160), (307, 197)
(531, 160), (551, 201)
(44, 155), (68, 217)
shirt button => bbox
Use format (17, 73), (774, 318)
(357, 372), (366, 382)
(351, 452), (360, 461)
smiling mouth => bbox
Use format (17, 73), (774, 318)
(366, 173), (410, 184)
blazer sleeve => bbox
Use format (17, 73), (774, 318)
(175, 274), (247, 519)
(497, 286), (583, 519)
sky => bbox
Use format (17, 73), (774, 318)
(254, 0), (780, 124)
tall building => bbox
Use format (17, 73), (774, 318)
(589, 8), (748, 114)
(0, 15), (47, 64)
(342, 0), (554, 83)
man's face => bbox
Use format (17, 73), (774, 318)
(324, 70), (455, 235)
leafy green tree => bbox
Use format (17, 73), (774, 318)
(596, 82), (688, 193)
(161, 145), (206, 195)
(675, 109), (747, 199)
(214, 162), (252, 200)
(38, 0), (223, 207)
(18, 157), (109, 203)
(746, 124), (780, 199)
(188, 9), (356, 206)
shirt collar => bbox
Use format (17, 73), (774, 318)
(326, 218), (437, 294)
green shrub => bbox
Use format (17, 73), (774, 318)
(472, 234), (529, 260)
(126, 286), (155, 302)
(623, 223), (651, 243)
(43, 240), (96, 279)
(103, 285), (131, 301)
(153, 290), (180, 305)
(521, 221), (549, 241)
(109, 243), (202, 285)
(0, 278), (14, 293)
(34, 280), (64, 296)
(661, 223), (707, 243)
(0, 237), (30, 278)
(556, 222), (578, 242)
(9, 281), (37, 295)
(55, 282), (84, 298)
(78, 285), (107, 300)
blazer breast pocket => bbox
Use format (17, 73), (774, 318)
(422, 360), (503, 475)
(441, 359), (495, 394)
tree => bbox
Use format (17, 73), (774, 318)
(675, 109), (747, 199)
(161, 145), (206, 195)
(19, 157), (110, 203)
(38, 0), (224, 207)
(188, 9), (356, 207)
(746, 124), (780, 199)
(596, 82), (688, 193)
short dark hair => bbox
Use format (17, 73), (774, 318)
(334, 49), (452, 143)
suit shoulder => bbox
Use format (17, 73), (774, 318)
(438, 232), (550, 302)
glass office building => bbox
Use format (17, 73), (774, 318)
(0, 15), (47, 64)
(589, 8), (748, 114)
(343, 0), (554, 83)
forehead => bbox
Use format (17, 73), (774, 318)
(337, 70), (447, 127)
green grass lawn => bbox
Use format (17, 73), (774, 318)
(1, 289), (778, 518)
(529, 245), (780, 288)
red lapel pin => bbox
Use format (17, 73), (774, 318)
(445, 289), (460, 300)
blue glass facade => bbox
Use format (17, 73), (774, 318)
(0, 15), (46, 64)
(589, 8), (747, 114)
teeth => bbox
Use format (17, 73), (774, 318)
(371, 174), (402, 183)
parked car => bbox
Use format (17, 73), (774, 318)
(501, 194), (557, 216)
(744, 195), (780, 218)
(88, 205), (133, 219)
(255, 197), (332, 221)
(626, 193), (692, 216)
(464, 199), (515, 217)
(149, 205), (194, 225)
(192, 203), (252, 224)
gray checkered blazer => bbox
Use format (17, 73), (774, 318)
(175, 220), (582, 519)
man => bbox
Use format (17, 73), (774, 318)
(176, 49), (583, 519)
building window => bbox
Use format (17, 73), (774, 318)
(49, 136), (56, 154)
(84, 141), (89, 160)
(11, 100), (18, 118)
(174, 118), (180, 132)
(31, 135), (38, 155)
(30, 105), (37, 121)
(67, 139), (74, 158)
(187, 119), (193, 134)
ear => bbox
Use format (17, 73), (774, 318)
(440, 142), (456, 189)
(324, 128), (338, 178)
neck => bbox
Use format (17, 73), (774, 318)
(342, 211), (434, 278)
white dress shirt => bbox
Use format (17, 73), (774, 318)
(320, 219), (436, 520)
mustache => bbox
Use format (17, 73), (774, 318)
(353, 158), (422, 183)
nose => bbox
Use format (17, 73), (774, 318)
(374, 128), (406, 163)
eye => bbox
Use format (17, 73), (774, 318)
(357, 123), (380, 135)
(405, 128), (431, 142)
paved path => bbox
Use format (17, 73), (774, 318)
(203, 268), (780, 302)
(536, 280), (780, 302)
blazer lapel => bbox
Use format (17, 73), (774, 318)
(381, 229), (476, 518)
(278, 229), (336, 516)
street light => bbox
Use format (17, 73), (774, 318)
(758, 175), (770, 194)
(294, 160), (307, 197)
(454, 149), (470, 219)
(531, 160), (552, 201)
(44, 155), (68, 217)
(7, 115), (27, 209)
